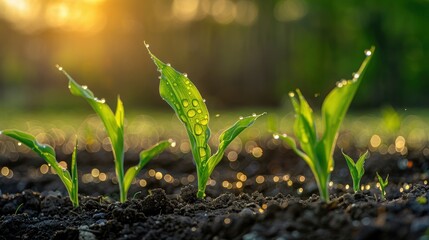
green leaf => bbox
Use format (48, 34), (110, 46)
(123, 141), (171, 194)
(146, 48), (211, 168)
(1, 129), (73, 195)
(277, 47), (375, 202)
(58, 67), (126, 201)
(342, 151), (359, 182)
(147, 45), (264, 198)
(319, 46), (375, 169)
(207, 113), (266, 175)
(70, 141), (79, 207)
(356, 151), (368, 177)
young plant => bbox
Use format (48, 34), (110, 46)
(57, 66), (171, 203)
(1, 130), (79, 207)
(276, 47), (375, 202)
(342, 150), (368, 193)
(146, 44), (265, 198)
(376, 172), (389, 200)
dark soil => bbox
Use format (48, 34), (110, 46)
(1, 145), (429, 239)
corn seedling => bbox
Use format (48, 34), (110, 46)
(57, 66), (171, 202)
(376, 172), (388, 200)
(1, 130), (79, 207)
(342, 150), (368, 193)
(146, 44), (265, 198)
(276, 47), (375, 202)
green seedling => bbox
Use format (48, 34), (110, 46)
(276, 47), (375, 202)
(342, 150), (368, 193)
(146, 44), (265, 198)
(1, 130), (79, 207)
(57, 66), (171, 202)
(376, 172), (388, 200)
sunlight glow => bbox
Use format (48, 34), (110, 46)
(0, 0), (106, 33)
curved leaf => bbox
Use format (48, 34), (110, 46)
(123, 141), (170, 193)
(1, 129), (73, 194)
(207, 113), (266, 175)
(147, 47), (211, 168)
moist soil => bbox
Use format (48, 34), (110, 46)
(1, 146), (429, 240)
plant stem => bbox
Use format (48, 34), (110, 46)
(197, 168), (207, 199)
(316, 175), (330, 202)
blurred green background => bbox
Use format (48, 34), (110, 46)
(0, 0), (428, 112)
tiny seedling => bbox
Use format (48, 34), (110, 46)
(376, 172), (389, 200)
(1, 130), (79, 207)
(276, 47), (375, 202)
(146, 44), (265, 198)
(342, 150), (368, 193)
(57, 66), (171, 202)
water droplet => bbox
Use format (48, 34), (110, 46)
(0, 131), (2, 135)
(364, 49), (372, 56)
(353, 73), (360, 79)
(282, 133), (287, 137)
(183, 73), (188, 77)
(17, 142), (22, 146)
(135, 166), (139, 170)
(239, 116), (244, 120)
(273, 134), (280, 139)
(68, 84), (71, 89)
(82, 85), (88, 90)
(158, 76), (162, 80)
(182, 100), (189, 107)
(289, 92), (295, 97)
(199, 147), (207, 157)
(200, 119), (208, 125)
(197, 109), (202, 113)
(56, 65), (63, 71)
(99, 98), (106, 104)
(252, 113), (257, 117)
(215, 114), (220, 117)
(194, 124), (203, 135)
(336, 81), (343, 88)
(192, 99), (199, 107)
(145, 43), (150, 48)
(187, 109), (196, 118)
(169, 139), (177, 147)
(203, 99), (206, 103)
(166, 63), (171, 67)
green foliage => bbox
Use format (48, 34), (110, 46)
(1, 130), (79, 207)
(57, 66), (170, 202)
(276, 47), (375, 202)
(376, 172), (389, 201)
(146, 45), (265, 198)
(342, 150), (368, 192)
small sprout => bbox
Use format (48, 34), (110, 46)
(376, 172), (389, 201)
(14, 203), (24, 215)
(1, 130), (79, 208)
(276, 46), (375, 202)
(342, 150), (368, 193)
(58, 67), (170, 203)
(147, 44), (265, 198)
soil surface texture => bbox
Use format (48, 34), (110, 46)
(1, 146), (429, 239)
